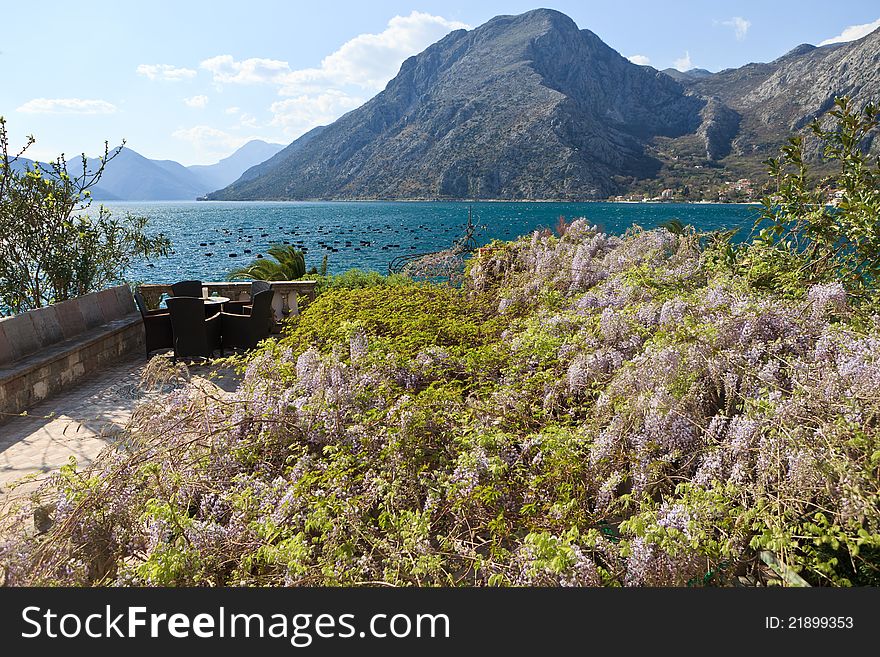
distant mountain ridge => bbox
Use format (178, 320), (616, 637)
(188, 140), (286, 193)
(90, 149), (208, 201)
(661, 68), (713, 82)
(9, 140), (285, 201)
(206, 9), (880, 201)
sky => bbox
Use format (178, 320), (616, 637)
(2, 1), (878, 166)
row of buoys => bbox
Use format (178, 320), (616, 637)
(211, 225), (456, 236)
(201, 251), (264, 258)
(187, 219), (475, 266)
(198, 242), (420, 258)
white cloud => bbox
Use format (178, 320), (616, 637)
(720, 17), (751, 41)
(195, 11), (468, 145)
(627, 54), (651, 66)
(269, 91), (365, 138)
(172, 125), (270, 162)
(200, 55), (292, 85)
(280, 11), (470, 94)
(184, 95), (209, 109)
(173, 125), (239, 147)
(16, 98), (118, 115)
(136, 64), (197, 81)
(200, 12), (469, 96)
(239, 113), (259, 128)
(819, 17), (880, 45)
(673, 51), (693, 72)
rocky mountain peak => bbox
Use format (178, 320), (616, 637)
(208, 10), (880, 201)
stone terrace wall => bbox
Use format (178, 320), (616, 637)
(0, 286), (144, 423)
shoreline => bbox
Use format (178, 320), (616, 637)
(110, 198), (765, 206)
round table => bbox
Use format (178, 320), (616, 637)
(203, 296), (229, 317)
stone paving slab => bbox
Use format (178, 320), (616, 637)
(0, 354), (241, 503)
(0, 355), (148, 498)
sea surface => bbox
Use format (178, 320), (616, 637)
(99, 200), (763, 284)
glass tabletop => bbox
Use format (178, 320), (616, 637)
(203, 296), (230, 304)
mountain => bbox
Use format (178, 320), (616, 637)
(10, 150), (206, 201)
(209, 9), (880, 201)
(232, 127), (327, 186)
(28, 151), (207, 201)
(7, 141), (284, 201)
(210, 9), (708, 200)
(187, 140), (284, 191)
(6, 156), (130, 199)
(661, 68), (713, 83)
(684, 35), (879, 151)
(85, 149), (208, 201)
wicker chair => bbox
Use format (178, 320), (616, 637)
(134, 291), (173, 356)
(224, 280), (272, 315)
(170, 280), (203, 298)
(166, 296), (222, 362)
(170, 279), (220, 317)
(220, 289), (275, 351)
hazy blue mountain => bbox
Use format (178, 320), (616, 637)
(187, 140), (284, 192)
(85, 149), (208, 201)
(5, 156), (128, 199)
(9, 150), (203, 201)
(5, 141), (286, 200)
(6, 156), (38, 175)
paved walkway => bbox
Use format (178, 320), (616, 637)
(0, 354), (240, 504)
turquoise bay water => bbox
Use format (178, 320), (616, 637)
(104, 200), (762, 284)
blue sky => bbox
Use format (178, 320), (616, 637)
(2, 1), (878, 165)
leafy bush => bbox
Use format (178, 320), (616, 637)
(740, 97), (880, 303)
(282, 283), (501, 358)
(0, 118), (169, 313)
(312, 268), (412, 295)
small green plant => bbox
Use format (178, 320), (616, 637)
(658, 218), (688, 235)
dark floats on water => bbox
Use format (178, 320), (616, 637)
(105, 200), (761, 284)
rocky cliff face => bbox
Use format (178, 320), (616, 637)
(209, 10), (880, 201)
(687, 30), (880, 154)
(697, 99), (741, 160)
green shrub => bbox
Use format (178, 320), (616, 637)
(313, 268), (412, 295)
(742, 97), (880, 304)
(282, 283), (501, 358)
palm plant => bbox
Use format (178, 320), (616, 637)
(229, 245), (306, 281)
(658, 218), (688, 235)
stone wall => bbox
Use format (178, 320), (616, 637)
(0, 286), (145, 423)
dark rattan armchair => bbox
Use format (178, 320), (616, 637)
(166, 296), (222, 362)
(224, 280), (272, 315)
(170, 279), (219, 317)
(170, 280), (203, 298)
(134, 291), (173, 356)
(220, 289), (275, 351)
